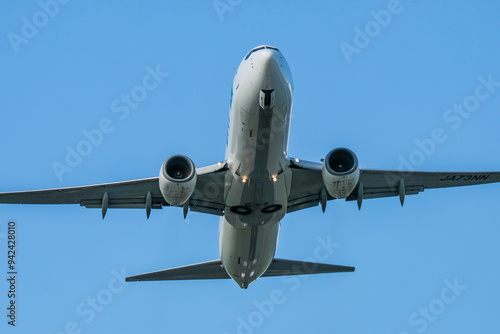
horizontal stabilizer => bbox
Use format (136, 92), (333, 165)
(126, 258), (354, 282)
(262, 258), (355, 277)
(126, 260), (228, 281)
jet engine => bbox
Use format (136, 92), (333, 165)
(322, 148), (360, 199)
(159, 155), (197, 206)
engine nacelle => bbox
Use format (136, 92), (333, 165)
(322, 148), (360, 199)
(159, 155), (197, 206)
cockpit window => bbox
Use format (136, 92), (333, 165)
(244, 46), (281, 60)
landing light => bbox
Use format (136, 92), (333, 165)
(242, 176), (248, 183)
(272, 175), (277, 182)
(294, 158), (299, 163)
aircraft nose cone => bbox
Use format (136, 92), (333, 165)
(256, 50), (280, 75)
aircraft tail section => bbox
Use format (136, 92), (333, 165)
(125, 259), (354, 282)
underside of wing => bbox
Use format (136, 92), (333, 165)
(187, 163), (227, 216)
(0, 177), (164, 207)
(287, 157), (500, 212)
(286, 159), (326, 213)
(0, 162), (228, 218)
(347, 169), (500, 206)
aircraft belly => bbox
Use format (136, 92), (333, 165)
(219, 217), (279, 288)
(223, 95), (291, 228)
(218, 46), (294, 287)
(224, 175), (287, 227)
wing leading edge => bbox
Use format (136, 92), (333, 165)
(125, 259), (354, 282)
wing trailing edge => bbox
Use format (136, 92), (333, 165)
(125, 259), (354, 282)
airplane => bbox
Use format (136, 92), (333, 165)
(1, 45), (500, 289)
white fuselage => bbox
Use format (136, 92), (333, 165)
(218, 46), (294, 288)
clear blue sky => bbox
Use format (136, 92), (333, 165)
(1, 1), (500, 333)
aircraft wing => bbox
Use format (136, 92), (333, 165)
(0, 162), (228, 218)
(287, 158), (500, 212)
